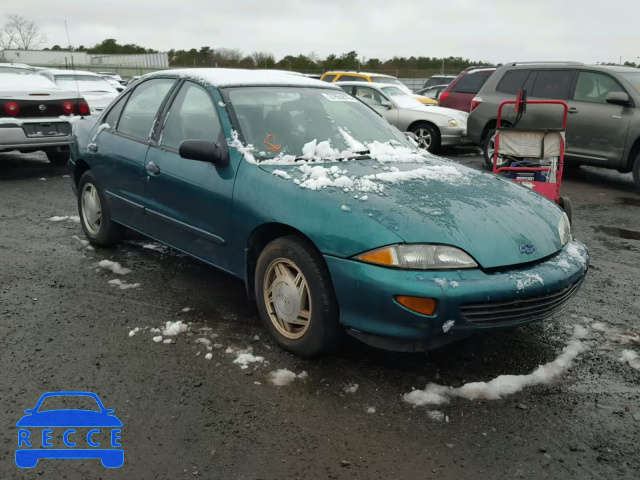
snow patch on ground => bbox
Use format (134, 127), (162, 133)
(344, 383), (359, 394)
(128, 327), (140, 337)
(268, 369), (308, 386)
(108, 279), (141, 290)
(205, 353), (213, 360)
(404, 325), (588, 407)
(233, 353), (265, 369)
(366, 407), (376, 414)
(152, 336), (163, 343)
(97, 260), (131, 275)
(618, 350), (640, 370)
(49, 216), (70, 222)
(162, 320), (189, 336)
(427, 410), (445, 422)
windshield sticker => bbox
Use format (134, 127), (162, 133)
(321, 93), (358, 103)
(264, 134), (282, 153)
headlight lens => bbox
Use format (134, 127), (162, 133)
(448, 119), (458, 127)
(354, 244), (478, 270)
(558, 213), (571, 245)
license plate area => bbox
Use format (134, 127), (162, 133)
(23, 122), (71, 137)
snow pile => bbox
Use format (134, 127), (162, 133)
(182, 307), (191, 312)
(108, 279), (141, 290)
(227, 130), (256, 163)
(619, 350), (640, 370)
(344, 383), (359, 394)
(268, 369), (308, 386)
(363, 165), (468, 184)
(49, 216), (70, 222)
(591, 322), (639, 345)
(69, 216), (80, 223)
(515, 273), (544, 291)
(233, 353), (265, 369)
(427, 410), (445, 422)
(272, 169), (292, 180)
(404, 325), (588, 407)
(96, 260), (131, 275)
(338, 128), (366, 151)
(195, 338), (213, 350)
(366, 407), (376, 414)
(72, 235), (94, 251)
(153, 336), (163, 343)
(341, 205), (351, 212)
(162, 320), (189, 336)
(205, 353), (213, 360)
(442, 320), (455, 333)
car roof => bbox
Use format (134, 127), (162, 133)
(334, 81), (406, 90)
(324, 71), (395, 78)
(145, 68), (341, 88)
(497, 63), (639, 74)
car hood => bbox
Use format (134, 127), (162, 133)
(81, 91), (118, 109)
(16, 410), (123, 427)
(258, 156), (565, 269)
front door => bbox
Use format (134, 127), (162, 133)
(144, 81), (237, 270)
(565, 70), (632, 165)
(353, 86), (399, 125)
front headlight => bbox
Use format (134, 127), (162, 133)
(354, 244), (478, 270)
(558, 213), (571, 245)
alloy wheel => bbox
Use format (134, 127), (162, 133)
(81, 183), (102, 236)
(414, 128), (432, 150)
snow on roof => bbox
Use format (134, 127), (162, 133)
(44, 69), (103, 77)
(145, 68), (341, 89)
(325, 71), (396, 78)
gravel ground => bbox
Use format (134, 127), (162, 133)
(0, 150), (638, 479)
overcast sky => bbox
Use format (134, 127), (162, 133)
(2, 0), (638, 64)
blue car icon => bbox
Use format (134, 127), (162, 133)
(16, 391), (123, 468)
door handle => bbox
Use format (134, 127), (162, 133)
(88, 143), (98, 152)
(145, 161), (161, 175)
(568, 107), (579, 114)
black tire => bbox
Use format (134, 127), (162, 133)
(633, 152), (640, 189)
(255, 236), (342, 357)
(77, 170), (125, 247)
(559, 196), (572, 225)
(410, 122), (441, 153)
(45, 149), (70, 166)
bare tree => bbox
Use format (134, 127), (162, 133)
(252, 51), (275, 68)
(0, 15), (47, 50)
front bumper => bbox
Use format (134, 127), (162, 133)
(0, 118), (72, 151)
(440, 125), (472, 147)
(324, 240), (588, 351)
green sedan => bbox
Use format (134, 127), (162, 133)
(69, 68), (589, 356)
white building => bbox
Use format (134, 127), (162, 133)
(0, 49), (169, 68)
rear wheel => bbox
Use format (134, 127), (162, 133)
(45, 148), (70, 166)
(410, 123), (440, 153)
(255, 236), (342, 357)
(77, 170), (125, 247)
(633, 152), (640, 189)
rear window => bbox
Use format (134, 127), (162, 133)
(530, 70), (574, 100)
(423, 76), (455, 89)
(451, 71), (493, 94)
(497, 70), (531, 94)
(0, 73), (59, 91)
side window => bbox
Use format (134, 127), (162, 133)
(322, 75), (337, 82)
(451, 72), (493, 94)
(530, 70), (574, 100)
(160, 81), (222, 151)
(103, 92), (130, 130)
(355, 87), (385, 106)
(337, 75), (367, 82)
(117, 78), (175, 140)
(573, 71), (626, 104)
(338, 85), (355, 95)
(497, 70), (531, 94)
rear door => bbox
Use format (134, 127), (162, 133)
(441, 70), (494, 112)
(144, 81), (236, 268)
(564, 70), (632, 164)
(89, 78), (176, 229)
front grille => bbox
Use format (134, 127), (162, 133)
(460, 281), (581, 326)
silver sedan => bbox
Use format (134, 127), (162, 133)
(338, 82), (470, 152)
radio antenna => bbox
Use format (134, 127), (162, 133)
(64, 20), (83, 115)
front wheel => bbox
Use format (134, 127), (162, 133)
(255, 236), (342, 357)
(410, 123), (440, 153)
(77, 170), (125, 247)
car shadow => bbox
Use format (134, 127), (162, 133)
(0, 152), (66, 180)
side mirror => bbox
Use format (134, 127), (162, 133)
(381, 100), (394, 109)
(605, 91), (631, 107)
(179, 140), (228, 167)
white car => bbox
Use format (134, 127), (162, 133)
(337, 82), (470, 152)
(38, 69), (120, 116)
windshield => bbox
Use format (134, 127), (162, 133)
(54, 75), (118, 94)
(621, 73), (640, 94)
(225, 87), (416, 160)
(379, 88), (425, 109)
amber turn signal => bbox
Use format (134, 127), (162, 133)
(395, 296), (437, 315)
